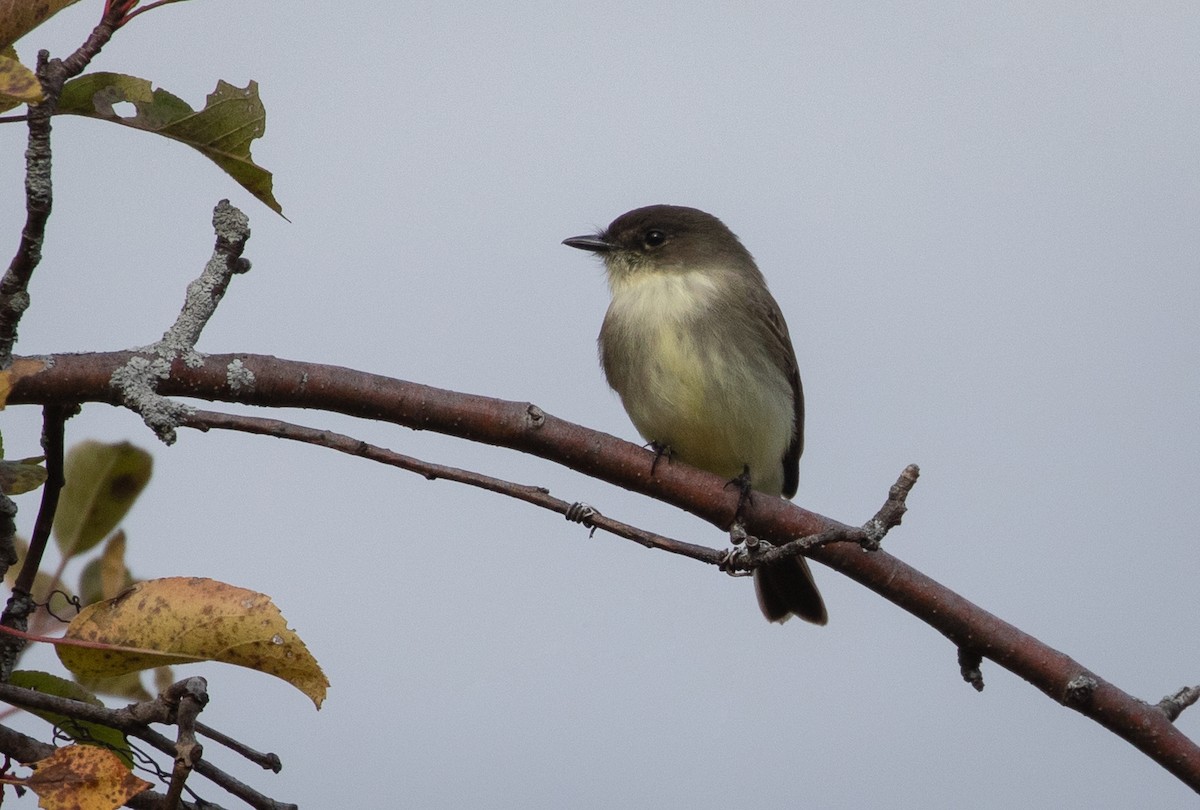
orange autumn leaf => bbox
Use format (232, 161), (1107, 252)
(26, 745), (150, 809)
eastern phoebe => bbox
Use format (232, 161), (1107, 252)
(563, 205), (827, 624)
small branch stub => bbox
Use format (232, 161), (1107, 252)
(958, 647), (985, 692)
(1157, 685), (1200, 723)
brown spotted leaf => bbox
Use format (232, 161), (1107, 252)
(0, 46), (41, 111)
(58, 577), (328, 707)
(26, 744), (150, 809)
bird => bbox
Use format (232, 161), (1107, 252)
(563, 204), (827, 624)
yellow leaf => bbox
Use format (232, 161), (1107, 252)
(0, 455), (47, 494)
(26, 744), (150, 810)
(58, 73), (284, 216)
(54, 441), (152, 557)
(75, 670), (153, 703)
(0, 0), (83, 52)
(58, 577), (328, 708)
(78, 531), (133, 606)
(0, 50), (41, 111)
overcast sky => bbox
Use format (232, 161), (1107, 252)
(2, 3), (1199, 808)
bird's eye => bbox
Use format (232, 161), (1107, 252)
(643, 229), (667, 248)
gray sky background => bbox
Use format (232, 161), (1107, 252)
(2, 3), (1198, 808)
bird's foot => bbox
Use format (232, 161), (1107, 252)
(725, 464), (754, 521)
(647, 442), (673, 476)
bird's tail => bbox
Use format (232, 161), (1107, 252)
(754, 556), (827, 624)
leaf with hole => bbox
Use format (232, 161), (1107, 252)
(58, 72), (283, 215)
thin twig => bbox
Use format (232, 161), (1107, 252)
(748, 464), (921, 570)
(120, 0), (192, 26)
(0, 7), (124, 368)
(0, 405), (71, 679)
(162, 677), (207, 810)
(179, 408), (723, 565)
(195, 721), (281, 773)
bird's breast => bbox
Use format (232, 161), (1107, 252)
(599, 270), (793, 493)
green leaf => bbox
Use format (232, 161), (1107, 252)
(53, 441), (152, 558)
(0, 0), (83, 52)
(58, 73), (284, 216)
(0, 455), (45, 494)
(8, 670), (133, 767)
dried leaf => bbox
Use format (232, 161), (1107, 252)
(58, 577), (328, 707)
(8, 671), (133, 767)
(54, 441), (152, 557)
(0, 0), (82, 51)
(26, 744), (150, 809)
(58, 72), (283, 215)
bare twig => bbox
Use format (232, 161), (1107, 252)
(159, 201), (251, 354)
(0, 8), (125, 368)
(1158, 686), (1200, 723)
(161, 677), (207, 810)
(179, 408), (723, 566)
(110, 201), (252, 444)
(117, 0), (192, 27)
(0, 405), (72, 678)
(194, 721), (281, 773)
(743, 463), (921, 571)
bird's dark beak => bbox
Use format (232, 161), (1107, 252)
(562, 234), (612, 253)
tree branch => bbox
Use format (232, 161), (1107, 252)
(0, 680), (294, 809)
(6, 350), (1200, 791)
